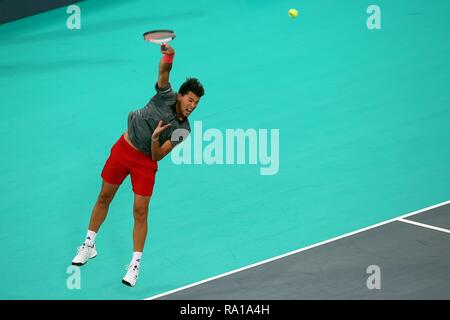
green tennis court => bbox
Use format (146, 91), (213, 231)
(0, 0), (449, 299)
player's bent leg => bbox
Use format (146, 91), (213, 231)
(72, 180), (121, 266)
(88, 180), (121, 232)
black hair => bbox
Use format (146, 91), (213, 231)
(178, 77), (205, 98)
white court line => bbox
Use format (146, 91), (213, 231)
(145, 199), (450, 300)
(398, 218), (450, 234)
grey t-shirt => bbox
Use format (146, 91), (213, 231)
(127, 83), (191, 157)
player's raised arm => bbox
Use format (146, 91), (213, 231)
(157, 43), (175, 89)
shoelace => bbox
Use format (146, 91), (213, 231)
(124, 264), (139, 272)
(77, 244), (92, 255)
(130, 265), (139, 280)
(127, 264), (139, 279)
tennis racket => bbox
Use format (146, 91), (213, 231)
(143, 29), (176, 51)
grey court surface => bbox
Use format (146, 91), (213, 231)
(154, 203), (450, 300)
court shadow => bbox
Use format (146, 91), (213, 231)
(0, 11), (205, 45)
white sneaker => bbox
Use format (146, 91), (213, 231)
(122, 264), (139, 287)
(71, 243), (97, 266)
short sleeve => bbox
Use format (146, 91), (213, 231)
(155, 82), (174, 95)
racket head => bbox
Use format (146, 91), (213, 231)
(143, 29), (176, 45)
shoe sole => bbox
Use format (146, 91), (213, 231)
(122, 279), (134, 287)
(71, 253), (97, 266)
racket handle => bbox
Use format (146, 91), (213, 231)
(161, 44), (167, 51)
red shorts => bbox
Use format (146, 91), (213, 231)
(101, 135), (158, 197)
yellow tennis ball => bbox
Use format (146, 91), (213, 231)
(288, 8), (298, 18)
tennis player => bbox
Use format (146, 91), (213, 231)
(71, 43), (205, 287)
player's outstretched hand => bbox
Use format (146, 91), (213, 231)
(161, 43), (175, 55)
(152, 120), (172, 142)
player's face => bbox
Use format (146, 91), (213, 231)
(178, 92), (200, 118)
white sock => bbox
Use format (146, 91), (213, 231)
(84, 230), (97, 247)
(130, 252), (142, 267)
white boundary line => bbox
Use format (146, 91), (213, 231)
(145, 199), (450, 300)
(398, 218), (450, 234)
